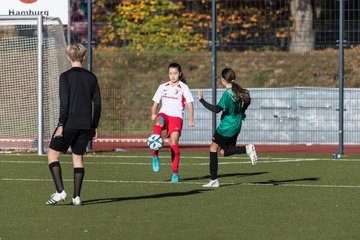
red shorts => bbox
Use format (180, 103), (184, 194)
(157, 113), (183, 137)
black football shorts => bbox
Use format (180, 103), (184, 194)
(212, 131), (239, 150)
(49, 128), (92, 155)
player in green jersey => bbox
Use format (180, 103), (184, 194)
(198, 68), (257, 187)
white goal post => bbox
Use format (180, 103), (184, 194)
(0, 15), (69, 155)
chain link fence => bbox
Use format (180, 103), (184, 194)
(67, 0), (360, 151)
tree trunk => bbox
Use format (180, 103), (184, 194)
(289, 0), (315, 52)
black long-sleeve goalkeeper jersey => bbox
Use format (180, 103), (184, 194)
(58, 67), (101, 129)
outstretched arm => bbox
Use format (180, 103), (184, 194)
(198, 91), (222, 113)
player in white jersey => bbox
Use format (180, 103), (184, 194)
(150, 63), (195, 182)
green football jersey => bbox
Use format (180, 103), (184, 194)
(216, 88), (243, 137)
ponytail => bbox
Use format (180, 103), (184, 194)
(221, 68), (251, 104)
(232, 82), (251, 104)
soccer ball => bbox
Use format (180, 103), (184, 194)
(20, 0), (38, 3)
(147, 134), (164, 151)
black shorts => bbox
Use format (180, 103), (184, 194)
(49, 128), (92, 155)
(212, 131), (239, 150)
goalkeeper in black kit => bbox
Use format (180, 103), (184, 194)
(46, 43), (101, 206)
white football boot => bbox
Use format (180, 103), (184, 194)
(246, 144), (258, 165)
(46, 190), (67, 205)
(72, 196), (81, 206)
(202, 179), (220, 188)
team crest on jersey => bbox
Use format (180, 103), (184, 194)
(20, 0), (37, 3)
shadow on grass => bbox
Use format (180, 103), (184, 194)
(183, 171), (270, 181)
(80, 189), (211, 206)
(250, 177), (320, 185)
(221, 177), (320, 187)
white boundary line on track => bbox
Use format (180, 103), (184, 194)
(2, 177), (360, 189)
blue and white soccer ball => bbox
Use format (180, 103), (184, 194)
(147, 134), (164, 151)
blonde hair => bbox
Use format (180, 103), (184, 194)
(66, 43), (87, 62)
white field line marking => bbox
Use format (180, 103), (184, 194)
(0, 158), (335, 166)
(2, 177), (360, 189)
(1, 158), (360, 166)
(2, 153), (360, 162)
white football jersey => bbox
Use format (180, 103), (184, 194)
(152, 81), (194, 118)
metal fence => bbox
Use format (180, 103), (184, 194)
(66, 0), (360, 151)
(184, 87), (360, 145)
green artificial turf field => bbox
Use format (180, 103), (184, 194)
(1, 152), (360, 240)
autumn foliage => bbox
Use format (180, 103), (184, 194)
(96, 0), (207, 51)
(93, 0), (290, 52)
